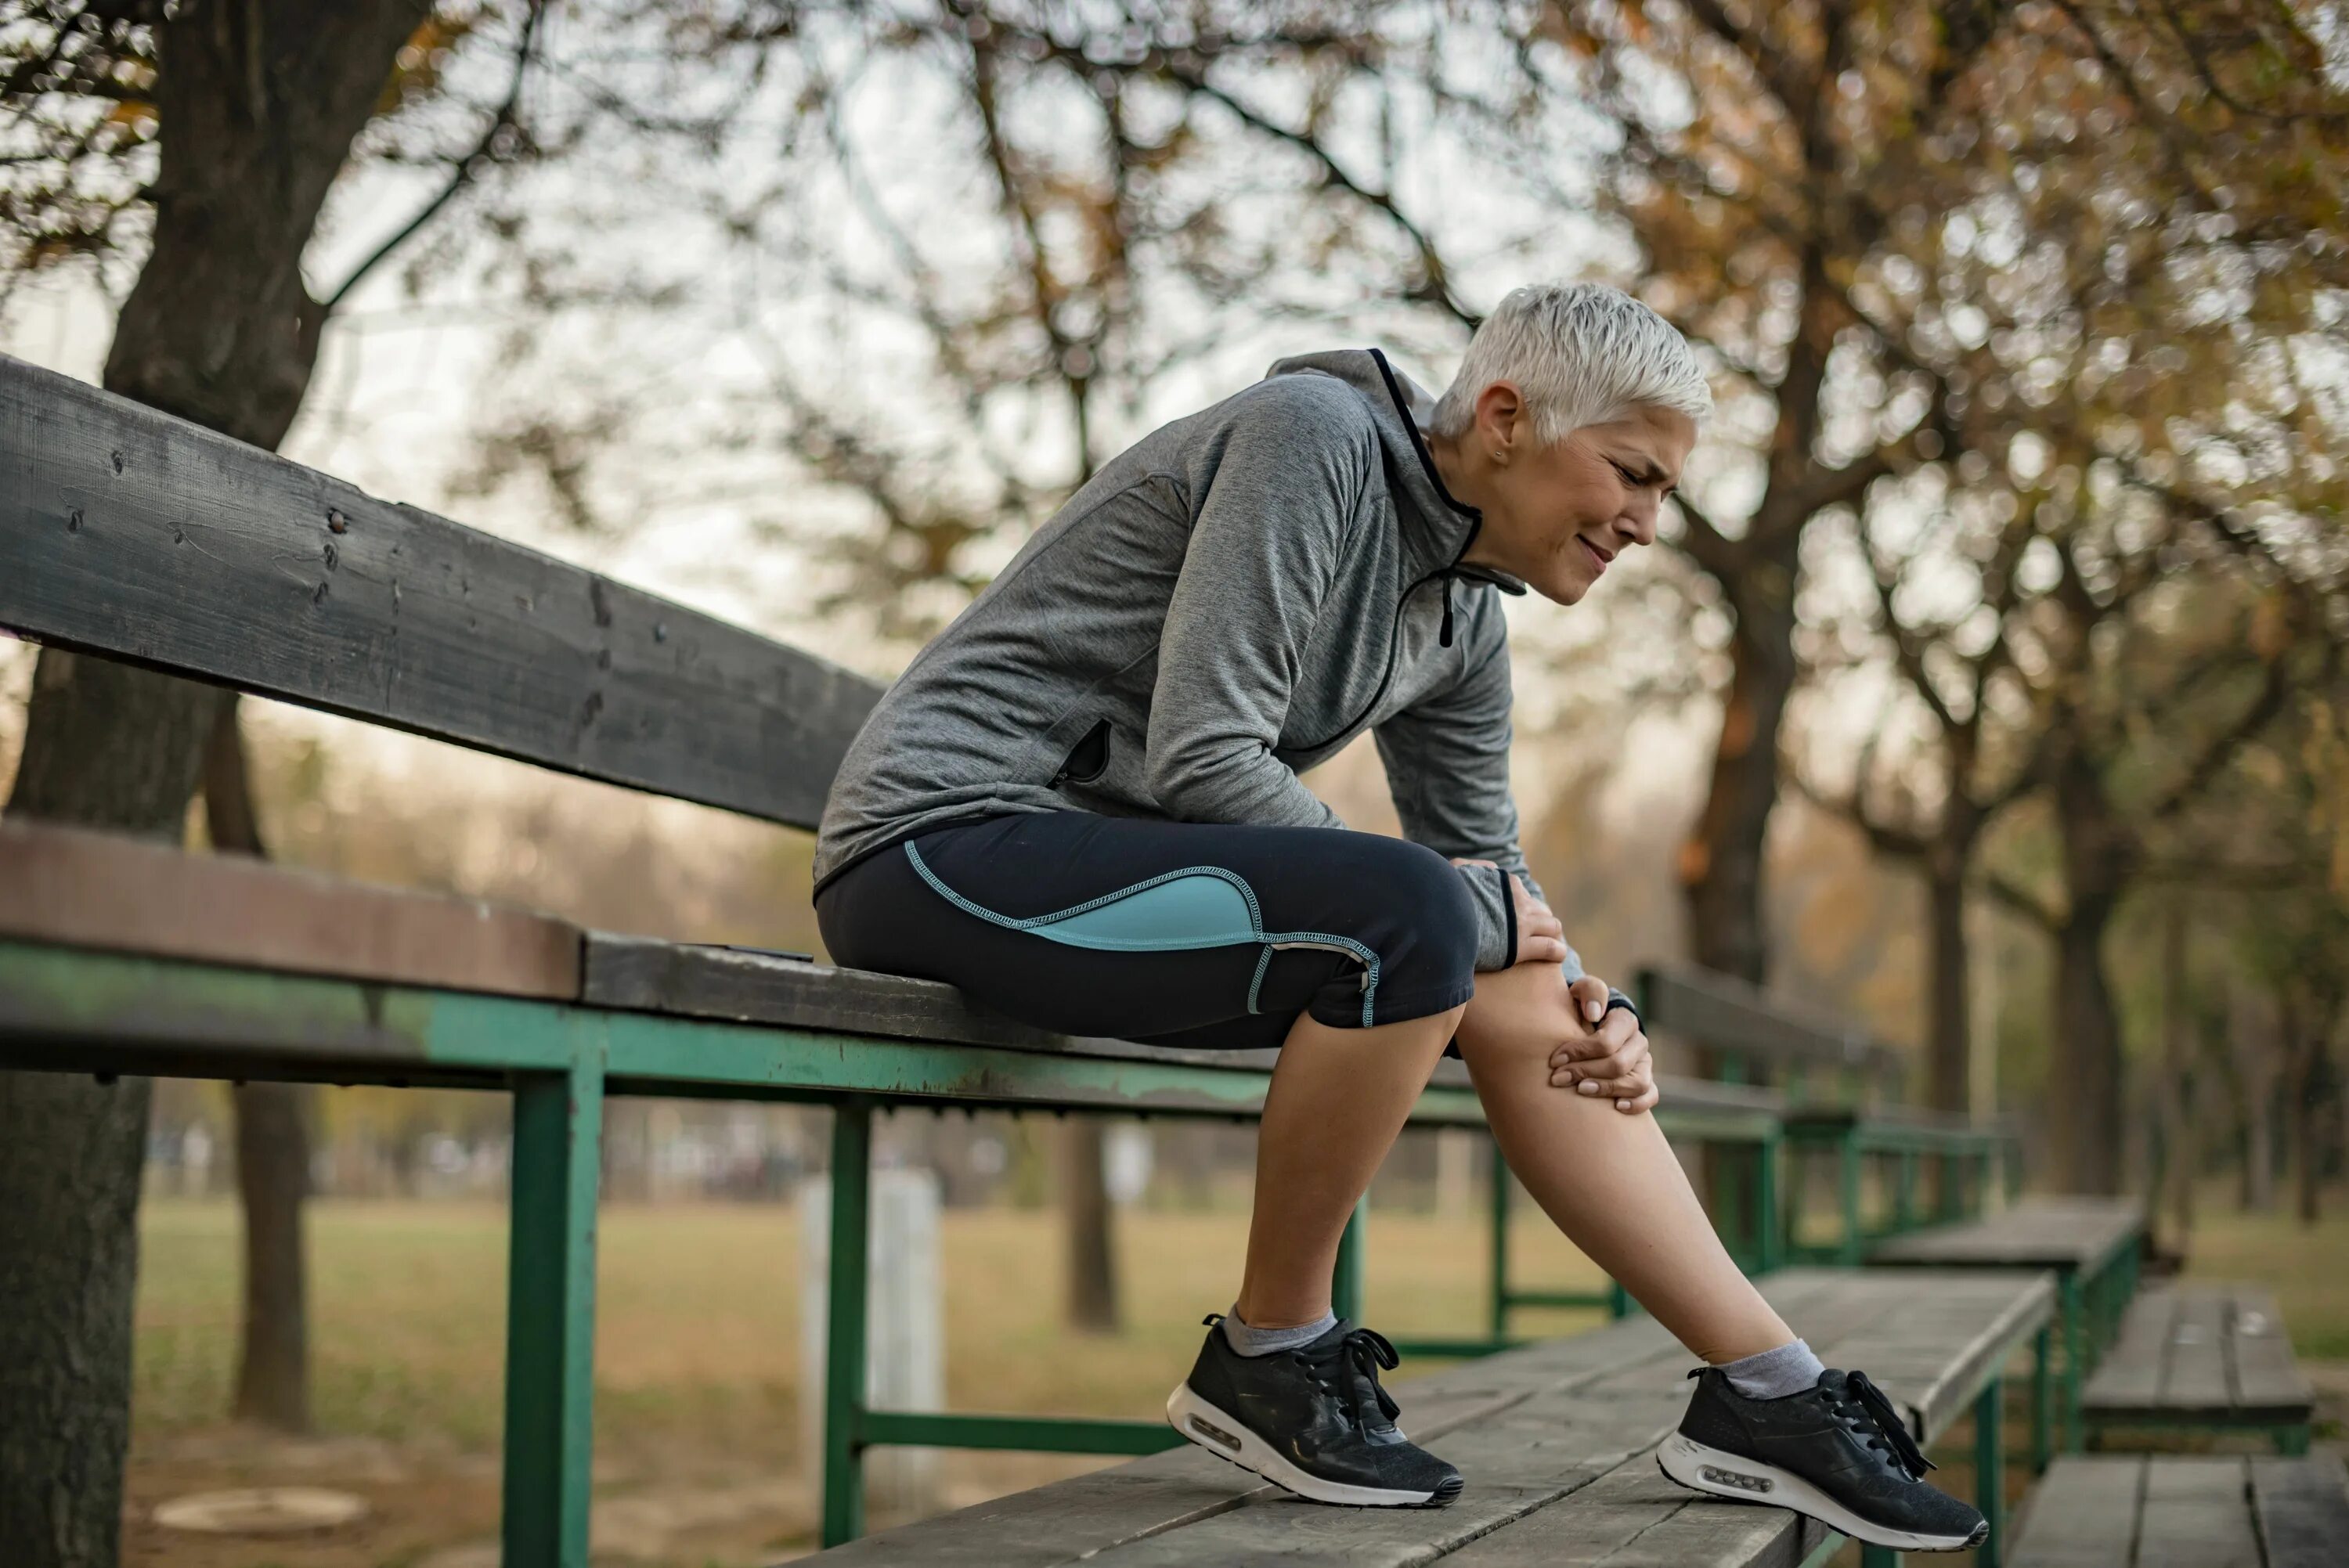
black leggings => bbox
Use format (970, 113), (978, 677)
(814, 812), (1480, 1052)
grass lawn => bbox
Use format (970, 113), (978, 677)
(124, 1185), (2349, 1566)
(134, 1195), (1611, 1454)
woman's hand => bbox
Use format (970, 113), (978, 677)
(1449, 858), (1570, 966)
(1553, 975), (1658, 1113)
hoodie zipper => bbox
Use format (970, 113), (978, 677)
(1285, 356), (1487, 757)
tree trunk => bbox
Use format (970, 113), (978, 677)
(0, 6), (435, 1561)
(205, 701), (314, 1431)
(2048, 899), (2126, 1195)
(1060, 1119), (1120, 1332)
(2230, 976), (2279, 1213)
(1680, 559), (1799, 984)
(231, 1082), (312, 1429)
(1924, 861), (1970, 1117)
(2158, 902), (2196, 1249)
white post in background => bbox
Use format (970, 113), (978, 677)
(1434, 1129), (1475, 1219)
(1104, 1123), (1153, 1206)
(800, 1166), (943, 1518)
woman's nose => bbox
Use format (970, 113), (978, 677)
(1618, 496), (1658, 546)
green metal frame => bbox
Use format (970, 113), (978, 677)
(0, 936), (2024, 1558)
(1778, 1115), (2015, 1266)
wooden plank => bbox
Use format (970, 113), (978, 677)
(2249, 1455), (2349, 1568)
(0, 818), (579, 997)
(2136, 1457), (2257, 1568)
(2010, 1455), (2144, 1568)
(2226, 1290), (2316, 1421)
(804, 1274), (1853, 1567)
(2163, 1287), (2233, 1415)
(1442, 1462), (1835, 1566)
(2084, 1283), (2173, 1409)
(0, 354), (880, 830)
(1870, 1199), (2143, 1270)
(2084, 1285), (2315, 1424)
(1635, 962), (1900, 1079)
(581, 934), (1788, 1130)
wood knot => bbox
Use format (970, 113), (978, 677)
(327, 509), (349, 534)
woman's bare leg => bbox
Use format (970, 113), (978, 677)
(1452, 960), (1793, 1362)
(1233, 1004), (1468, 1328)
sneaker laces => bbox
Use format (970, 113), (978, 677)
(1823, 1370), (1934, 1480)
(1298, 1325), (1404, 1429)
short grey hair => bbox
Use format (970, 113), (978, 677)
(1429, 282), (1712, 445)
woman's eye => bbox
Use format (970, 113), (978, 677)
(1611, 462), (1638, 485)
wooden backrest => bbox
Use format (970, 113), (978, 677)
(0, 355), (882, 830)
(1634, 961), (1903, 1087)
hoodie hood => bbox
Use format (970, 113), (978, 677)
(1261, 348), (1528, 595)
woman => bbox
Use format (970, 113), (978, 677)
(812, 283), (1986, 1553)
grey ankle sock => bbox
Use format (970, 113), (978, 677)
(1719, 1339), (1826, 1400)
(1220, 1303), (1337, 1357)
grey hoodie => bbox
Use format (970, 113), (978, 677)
(814, 348), (1592, 982)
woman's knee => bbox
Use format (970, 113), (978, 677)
(1362, 839), (1480, 1001)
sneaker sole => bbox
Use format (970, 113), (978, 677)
(1656, 1434), (1986, 1553)
(1164, 1382), (1461, 1509)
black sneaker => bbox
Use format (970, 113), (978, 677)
(1164, 1312), (1464, 1508)
(1658, 1367), (1987, 1553)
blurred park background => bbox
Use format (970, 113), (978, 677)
(1, 2), (2345, 1563)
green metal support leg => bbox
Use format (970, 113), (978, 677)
(1975, 1374), (2004, 1568)
(1894, 1148), (1918, 1233)
(1860, 1542), (1900, 1566)
(2031, 1325), (2052, 1475)
(1838, 1128), (1864, 1266)
(821, 1098), (874, 1549)
(2061, 1271), (2084, 1454)
(1755, 1130), (1782, 1274)
(503, 1057), (605, 1568)
(1488, 1137), (1510, 1342)
(1333, 1195), (1368, 1324)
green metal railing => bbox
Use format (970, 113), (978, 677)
(0, 936), (2013, 1559)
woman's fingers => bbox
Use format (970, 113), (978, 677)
(1550, 1012), (1642, 1075)
(1521, 934), (1572, 965)
(1615, 1080), (1662, 1115)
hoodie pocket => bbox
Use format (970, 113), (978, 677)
(1052, 719), (1113, 785)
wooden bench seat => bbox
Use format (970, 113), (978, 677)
(1868, 1201), (2145, 1274)
(2084, 1285), (2315, 1454)
(0, 816), (1785, 1134)
(1871, 1199), (2146, 1458)
(804, 1267), (2054, 1566)
(2010, 1455), (2349, 1567)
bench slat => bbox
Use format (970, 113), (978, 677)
(0, 354), (880, 830)
(2011, 1454), (2146, 1567)
(0, 818), (579, 998)
(2013, 1456), (2349, 1567)
(808, 1271), (2046, 1565)
(2083, 1285), (2315, 1426)
(1869, 1199), (2143, 1271)
(2250, 1455), (2349, 1568)
(2140, 1457), (2261, 1568)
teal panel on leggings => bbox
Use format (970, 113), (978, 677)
(1029, 874), (1260, 951)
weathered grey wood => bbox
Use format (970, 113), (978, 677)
(580, 934), (1788, 1128)
(2083, 1285), (2315, 1426)
(2250, 1455), (2349, 1568)
(2012, 1455), (2349, 1567)
(0, 353), (880, 829)
(805, 1270), (2044, 1566)
(2138, 1457), (2259, 1568)
(2010, 1456), (2146, 1567)
(1442, 1462), (1836, 1567)
(1870, 1199), (2143, 1271)
(1636, 961), (1902, 1080)
(0, 818), (582, 998)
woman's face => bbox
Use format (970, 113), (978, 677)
(1451, 392), (1696, 606)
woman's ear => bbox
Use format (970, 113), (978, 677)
(1475, 380), (1525, 463)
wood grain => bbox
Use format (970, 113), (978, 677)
(0, 354), (880, 829)
(0, 818), (579, 997)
